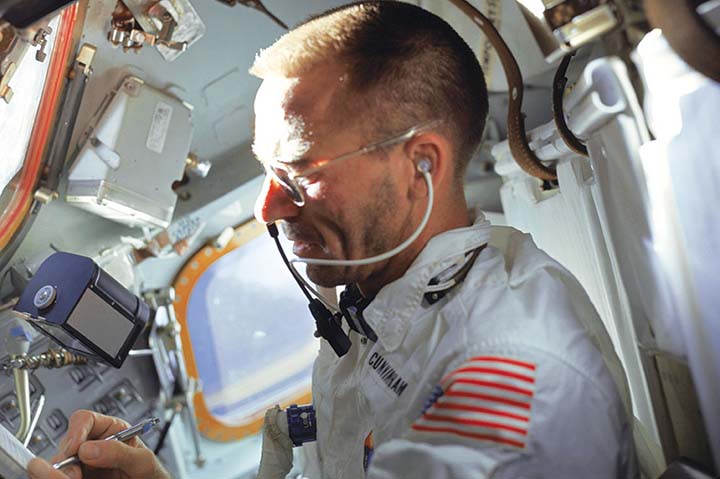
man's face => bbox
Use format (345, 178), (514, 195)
(252, 67), (415, 288)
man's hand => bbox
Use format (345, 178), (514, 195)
(27, 410), (171, 479)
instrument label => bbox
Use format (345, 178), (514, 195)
(146, 101), (173, 154)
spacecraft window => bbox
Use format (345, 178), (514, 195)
(0, 15), (61, 196)
(174, 219), (315, 441)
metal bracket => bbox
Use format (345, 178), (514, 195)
(0, 61), (15, 103)
(143, 287), (205, 467)
(31, 27), (52, 62)
(108, 1), (187, 53)
(76, 43), (96, 76)
(148, 2), (187, 51)
(40, 43), (97, 195)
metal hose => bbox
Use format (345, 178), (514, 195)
(448, 0), (558, 180)
(13, 367), (31, 441)
(6, 349), (87, 442)
(3, 349), (89, 370)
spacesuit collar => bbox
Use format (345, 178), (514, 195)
(363, 214), (492, 352)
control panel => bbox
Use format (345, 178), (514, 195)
(0, 334), (161, 460)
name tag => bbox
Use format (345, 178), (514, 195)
(368, 351), (409, 397)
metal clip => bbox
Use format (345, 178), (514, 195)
(0, 61), (16, 103)
(76, 43), (97, 76)
(32, 27), (52, 62)
(148, 1), (187, 51)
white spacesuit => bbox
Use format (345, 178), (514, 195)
(261, 215), (638, 478)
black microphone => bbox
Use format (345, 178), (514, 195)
(308, 299), (351, 357)
(267, 224), (351, 357)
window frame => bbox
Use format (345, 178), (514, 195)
(172, 218), (312, 442)
(0, 3), (80, 249)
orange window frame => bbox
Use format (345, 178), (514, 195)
(0, 3), (82, 248)
(172, 219), (312, 442)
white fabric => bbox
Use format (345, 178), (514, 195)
(257, 406), (293, 479)
(635, 30), (720, 467)
(300, 215), (637, 478)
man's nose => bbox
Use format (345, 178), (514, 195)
(254, 175), (301, 224)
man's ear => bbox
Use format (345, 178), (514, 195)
(404, 132), (453, 198)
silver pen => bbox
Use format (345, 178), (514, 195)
(52, 417), (160, 470)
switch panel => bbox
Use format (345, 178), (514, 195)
(0, 336), (161, 463)
(46, 409), (68, 439)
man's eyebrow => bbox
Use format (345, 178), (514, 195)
(250, 149), (313, 168)
(276, 156), (314, 167)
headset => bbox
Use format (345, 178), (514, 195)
(267, 158), (433, 356)
(289, 158), (433, 267)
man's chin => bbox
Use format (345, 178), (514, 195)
(306, 264), (349, 288)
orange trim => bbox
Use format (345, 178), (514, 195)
(0, 4), (78, 248)
(173, 219), (312, 442)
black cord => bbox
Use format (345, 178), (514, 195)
(266, 224), (352, 357)
(153, 405), (179, 455)
(267, 224), (313, 302)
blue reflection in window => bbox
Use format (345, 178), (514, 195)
(187, 230), (317, 421)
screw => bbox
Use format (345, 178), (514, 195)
(33, 285), (57, 309)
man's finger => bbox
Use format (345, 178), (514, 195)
(78, 438), (161, 477)
(62, 410), (130, 456)
(28, 457), (71, 479)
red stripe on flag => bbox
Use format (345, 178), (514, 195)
(452, 366), (535, 383)
(411, 424), (526, 448)
(450, 378), (534, 397)
(423, 413), (528, 435)
(445, 389), (532, 409)
(433, 402), (530, 422)
(467, 356), (536, 371)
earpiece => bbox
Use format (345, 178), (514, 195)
(416, 157), (432, 173)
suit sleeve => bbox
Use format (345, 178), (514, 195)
(366, 350), (634, 479)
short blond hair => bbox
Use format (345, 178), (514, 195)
(250, 5), (374, 79)
(250, 1), (489, 181)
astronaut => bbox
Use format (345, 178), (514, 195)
(28, 2), (636, 478)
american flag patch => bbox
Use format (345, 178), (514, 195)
(411, 356), (536, 449)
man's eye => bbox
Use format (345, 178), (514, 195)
(290, 161), (317, 174)
(296, 170), (323, 186)
(289, 162), (320, 177)
(283, 165), (304, 177)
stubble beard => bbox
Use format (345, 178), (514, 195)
(304, 175), (399, 288)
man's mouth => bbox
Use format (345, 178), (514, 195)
(291, 239), (329, 258)
(283, 223), (330, 258)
